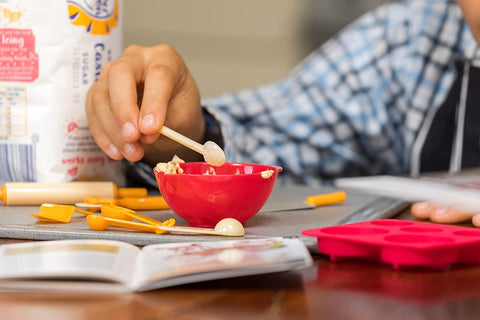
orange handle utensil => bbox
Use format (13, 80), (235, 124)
(305, 191), (347, 206)
(87, 214), (176, 234)
(116, 196), (169, 210)
(87, 215), (156, 232)
(80, 196), (170, 210)
(100, 204), (166, 226)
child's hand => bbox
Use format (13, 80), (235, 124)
(85, 45), (204, 165)
(411, 202), (479, 225)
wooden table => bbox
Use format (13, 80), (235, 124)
(2, 216), (480, 320)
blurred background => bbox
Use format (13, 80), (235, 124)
(123, 0), (387, 97)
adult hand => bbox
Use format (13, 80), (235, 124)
(85, 45), (204, 165)
(411, 202), (480, 226)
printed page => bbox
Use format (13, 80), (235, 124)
(0, 240), (139, 287)
(132, 238), (313, 291)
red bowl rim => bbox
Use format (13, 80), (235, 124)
(154, 162), (283, 176)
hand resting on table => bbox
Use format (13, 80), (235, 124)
(411, 202), (480, 227)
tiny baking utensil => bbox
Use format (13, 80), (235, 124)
(75, 195), (170, 211)
(156, 218), (245, 236)
(100, 204), (164, 225)
(29, 203), (141, 223)
(87, 214), (244, 237)
(99, 204), (244, 236)
(86, 215), (175, 233)
(29, 203), (93, 223)
(260, 191), (347, 213)
(159, 126), (225, 166)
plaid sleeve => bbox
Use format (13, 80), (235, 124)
(202, 0), (471, 186)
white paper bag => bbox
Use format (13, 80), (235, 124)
(0, 0), (124, 185)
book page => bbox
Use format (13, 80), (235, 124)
(0, 240), (139, 286)
(132, 238), (312, 291)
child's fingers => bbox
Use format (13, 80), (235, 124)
(410, 202), (434, 219)
(471, 214), (480, 227)
(429, 207), (474, 224)
(411, 202), (475, 224)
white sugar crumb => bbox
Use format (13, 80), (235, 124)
(155, 155), (220, 176)
(260, 170), (274, 179)
(155, 155), (185, 174)
(170, 155), (185, 164)
(204, 167), (217, 175)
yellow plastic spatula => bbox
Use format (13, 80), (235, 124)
(29, 203), (93, 223)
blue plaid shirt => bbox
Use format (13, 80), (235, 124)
(131, 0), (479, 188)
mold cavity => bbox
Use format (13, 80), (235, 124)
(453, 230), (480, 237)
(400, 227), (443, 233)
(384, 234), (455, 244)
(371, 220), (413, 226)
(321, 227), (388, 235)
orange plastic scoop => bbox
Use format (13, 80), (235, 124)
(29, 203), (93, 223)
(86, 214), (176, 234)
(305, 191), (347, 205)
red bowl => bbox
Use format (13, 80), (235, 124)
(154, 162), (282, 228)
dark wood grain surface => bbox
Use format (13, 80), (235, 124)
(1, 212), (480, 320)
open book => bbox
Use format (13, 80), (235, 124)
(0, 238), (312, 292)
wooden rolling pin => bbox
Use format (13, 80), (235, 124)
(0, 182), (147, 205)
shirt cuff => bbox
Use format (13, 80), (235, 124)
(202, 107), (224, 148)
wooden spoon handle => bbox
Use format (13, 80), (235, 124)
(159, 126), (205, 154)
(156, 225), (218, 235)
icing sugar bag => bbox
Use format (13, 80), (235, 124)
(0, 0), (125, 185)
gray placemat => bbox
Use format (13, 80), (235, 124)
(0, 185), (407, 252)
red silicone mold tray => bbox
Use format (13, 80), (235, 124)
(302, 219), (480, 270)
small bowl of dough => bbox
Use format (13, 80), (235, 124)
(154, 161), (282, 228)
